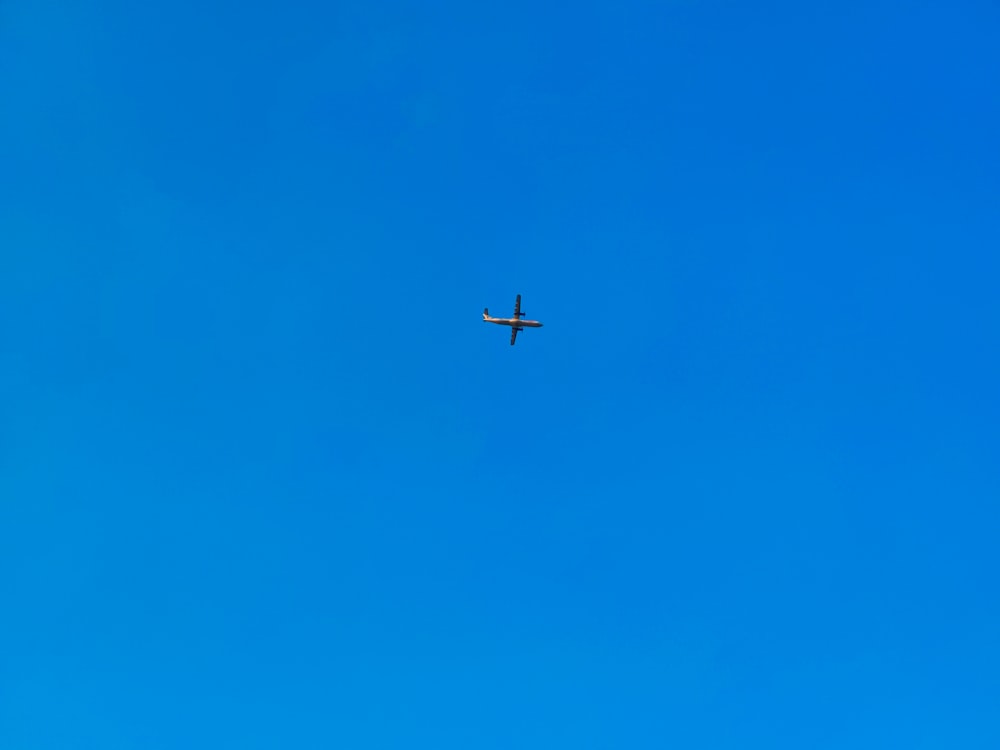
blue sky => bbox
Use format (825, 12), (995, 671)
(2, 1), (999, 747)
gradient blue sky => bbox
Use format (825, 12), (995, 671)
(2, 1), (999, 747)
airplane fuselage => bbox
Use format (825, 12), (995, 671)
(484, 316), (543, 328)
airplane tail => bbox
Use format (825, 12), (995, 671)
(483, 308), (489, 319)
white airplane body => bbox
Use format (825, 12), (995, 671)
(483, 294), (543, 345)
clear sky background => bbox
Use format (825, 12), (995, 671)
(2, 1), (999, 747)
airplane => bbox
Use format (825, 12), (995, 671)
(483, 294), (544, 345)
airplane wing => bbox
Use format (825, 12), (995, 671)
(510, 327), (519, 346)
(513, 294), (522, 319)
